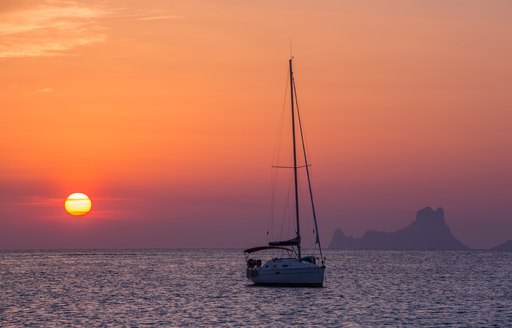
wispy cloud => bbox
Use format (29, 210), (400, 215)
(0, 1), (106, 58)
(136, 14), (182, 21)
(36, 87), (53, 93)
(108, 7), (184, 21)
(27, 87), (54, 96)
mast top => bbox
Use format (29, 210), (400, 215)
(289, 38), (293, 59)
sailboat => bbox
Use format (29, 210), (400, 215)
(244, 58), (326, 287)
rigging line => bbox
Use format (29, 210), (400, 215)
(268, 157), (280, 240)
(298, 175), (315, 246)
(272, 165), (310, 169)
(272, 64), (292, 167)
(283, 169), (294, 238)
(267, 164), (275, 241)
(271, 167), (283, 241)
(273, 154), (291, 241)
(293, 75), (324, 264)
(268, 66), (291, 240)
(277, 168), (293, 241)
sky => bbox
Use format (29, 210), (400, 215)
(1, 0), (511, 249)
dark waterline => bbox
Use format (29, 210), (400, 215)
(1, 249), (511, 326)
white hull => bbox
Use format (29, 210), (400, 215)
(246, 258), (325, 287)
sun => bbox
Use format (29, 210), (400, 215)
(65, 193), (92, 216)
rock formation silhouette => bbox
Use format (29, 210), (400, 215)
(490, 240), (512, 251)
(329, 207), (469, 250)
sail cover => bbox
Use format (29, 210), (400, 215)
(243, 246), (293, 254)
(268, 236), (300, 247)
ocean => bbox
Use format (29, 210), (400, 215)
(1, 249), (511, 326)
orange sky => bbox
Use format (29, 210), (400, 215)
(1, 0), (511, 249)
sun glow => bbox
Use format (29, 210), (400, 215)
(65, 193), (92, 216)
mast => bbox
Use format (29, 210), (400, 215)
(289, 58), (301, 259)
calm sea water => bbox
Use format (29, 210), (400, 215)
(1, 249), (511, 327)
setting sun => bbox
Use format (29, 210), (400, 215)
(65, 193), (92, 216)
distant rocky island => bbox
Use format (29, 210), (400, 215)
(491, 240), (512, 251)
(329, 207), (470, 250)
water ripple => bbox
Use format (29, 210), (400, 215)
(1, 250), (511, 326)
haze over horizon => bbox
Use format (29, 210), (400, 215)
(1, 0), (511, 249)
